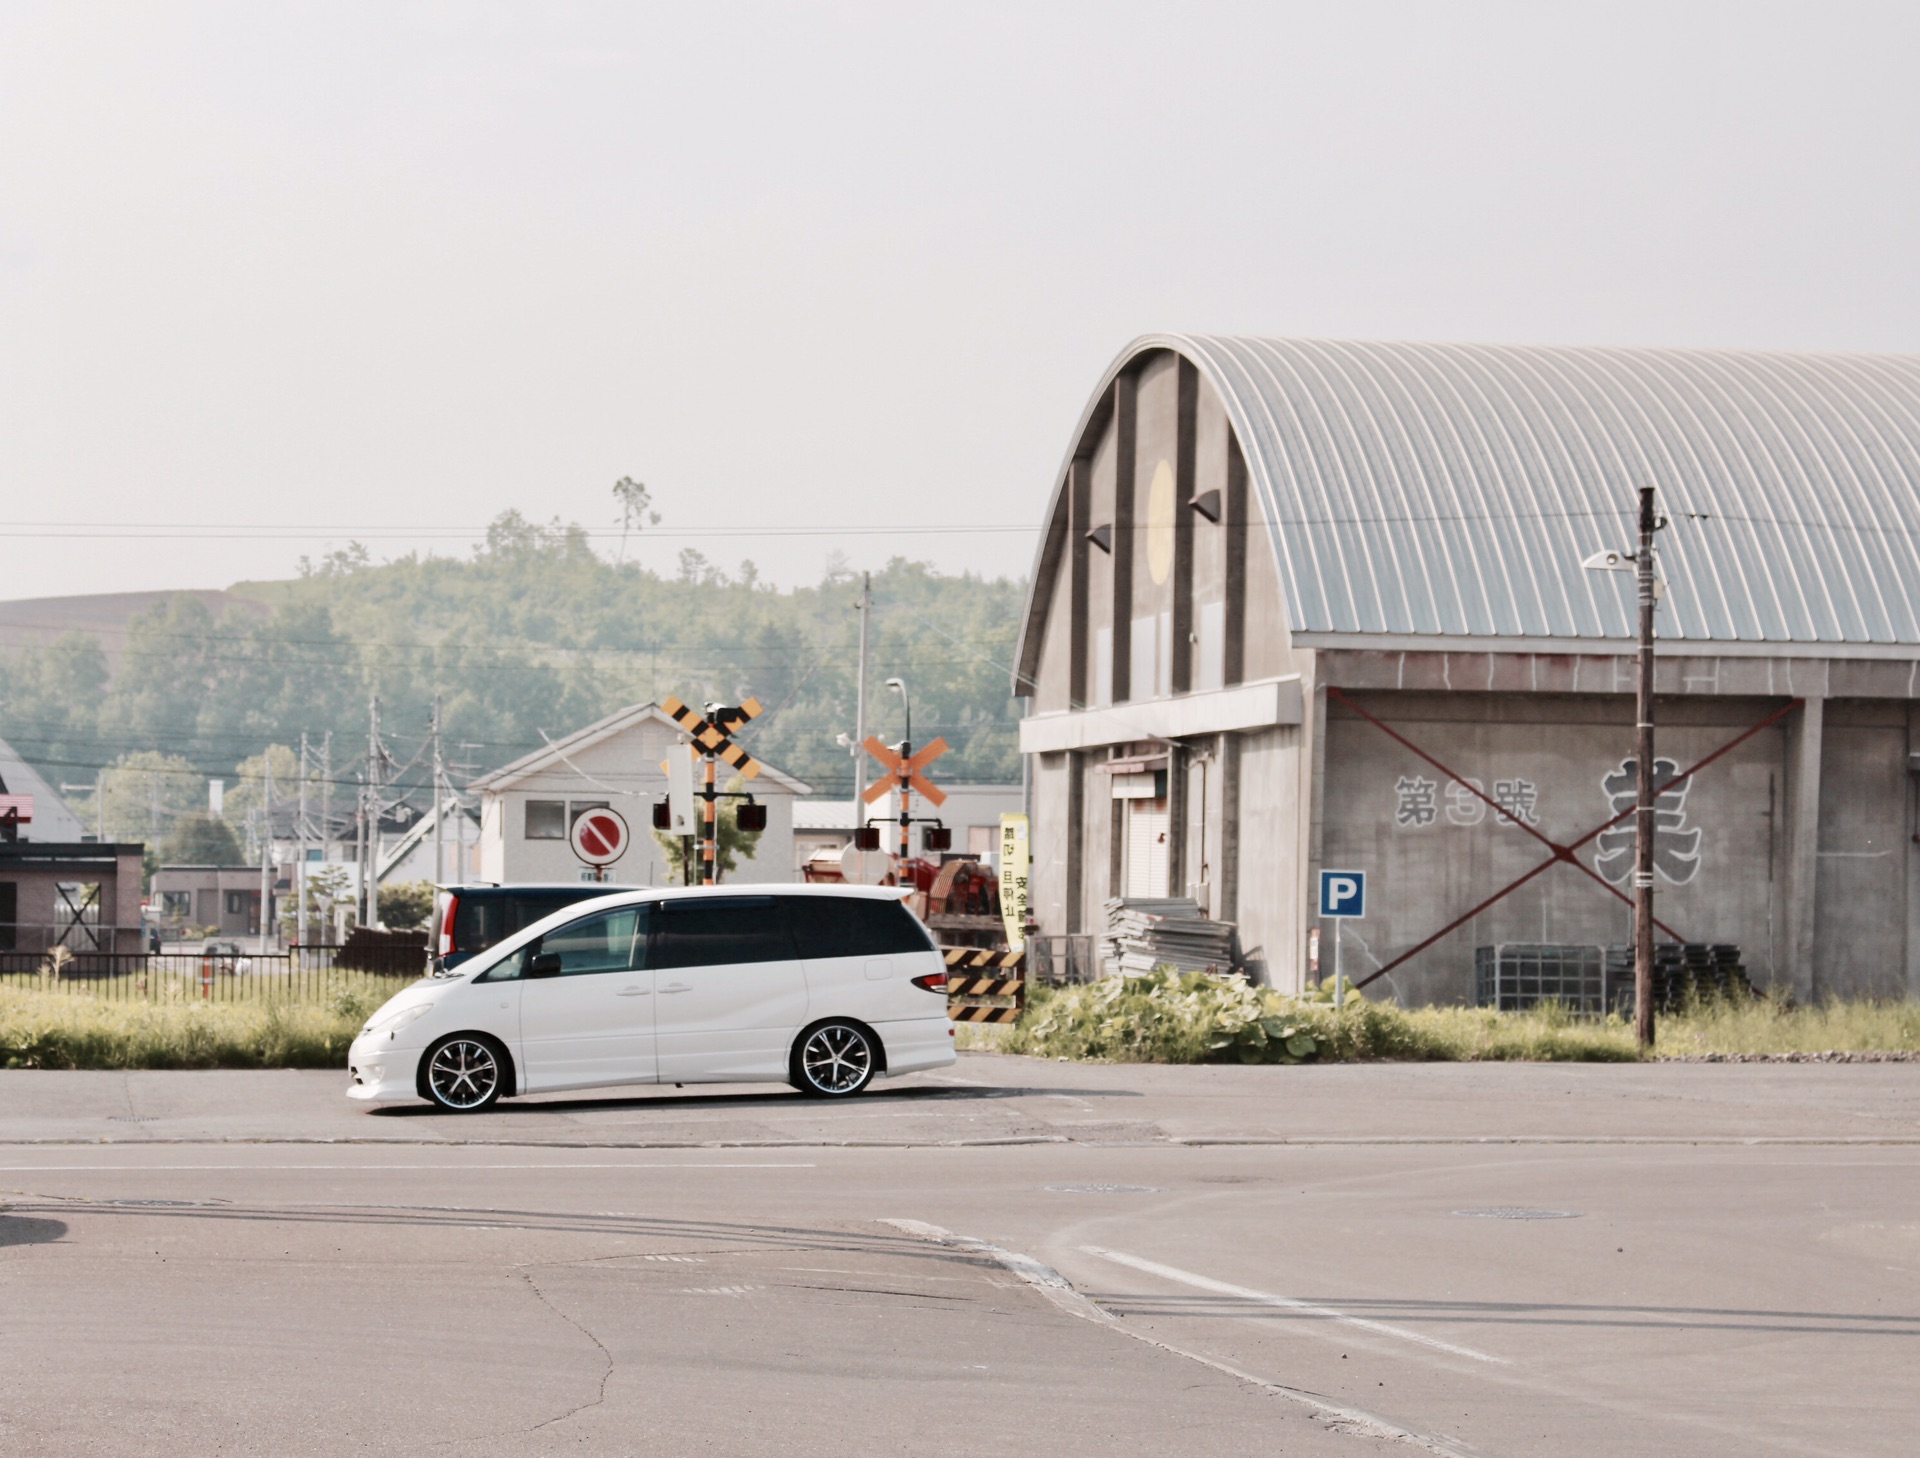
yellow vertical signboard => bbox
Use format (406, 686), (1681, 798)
(997, 813), (1029, 953)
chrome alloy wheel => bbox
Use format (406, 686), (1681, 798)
(425, 1037), (501, 1111)
(799, 1022), (874, 1096)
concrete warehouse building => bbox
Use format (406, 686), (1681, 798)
(1014, 334), (1920, 1004)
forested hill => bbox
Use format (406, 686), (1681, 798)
(0, 514), (1028, 837)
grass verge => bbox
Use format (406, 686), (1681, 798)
(956, 970), (1920, 1064)
(0, 979), (392, 1070)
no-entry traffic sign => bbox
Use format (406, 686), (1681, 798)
(570, 807), (630, 867)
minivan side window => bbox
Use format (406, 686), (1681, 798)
(542, 907), (648, 975)
(649, 897), (794, 970)
(786, 896), (934, 959)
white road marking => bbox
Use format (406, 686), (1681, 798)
(883, 1219), (1477, 1458)
(1083, 1246), (1506, 1365)
(0, 1162), (814, 1171)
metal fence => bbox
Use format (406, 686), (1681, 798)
(0, 945), (425, 1003)
(1027, 934), (1098, 985)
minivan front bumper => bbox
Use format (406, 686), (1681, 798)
(346, 1034), (423, 1103)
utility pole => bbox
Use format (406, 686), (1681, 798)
(258, 754), (274, 951)
(1633, 485), (1659, 1050)
(888, 676), (913, 862)
(319, 731), (333, 929)
(1581, 494), (1667, 1051)
(852, 571), (870, 830)
(296, 734), (310, 947)
(430, 696), (445, 888)
(365, 696), (382, 929)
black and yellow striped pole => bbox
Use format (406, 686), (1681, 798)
(701, 750), (717, 885)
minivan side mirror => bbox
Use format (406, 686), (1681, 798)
(527, 952), (563, 978)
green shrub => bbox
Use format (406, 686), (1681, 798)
(1000, 969), (1643, 1064)
(0, 987), (364, 1070)
(989, 970), (1920, 1064)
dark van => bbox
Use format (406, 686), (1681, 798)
(432, 883), (639, 974)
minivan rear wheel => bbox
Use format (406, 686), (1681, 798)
(422, 1034), (505, 1112)
(791, 1020), (877, 1098)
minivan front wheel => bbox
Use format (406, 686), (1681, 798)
(422, 1035), (505, 1112)
(792, 1020), (877, 1098)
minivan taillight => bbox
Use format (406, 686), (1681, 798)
(910, 971), (948, 993)
(438, 894), (459, 957)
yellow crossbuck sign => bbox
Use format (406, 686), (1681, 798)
(662, 695), (763, 779)
(942, 948), (1025, 1024)
(662, 694), (765, 886)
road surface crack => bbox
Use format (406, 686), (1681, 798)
(515, 1266), (614, 1431)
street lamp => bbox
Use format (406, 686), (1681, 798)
(885, 677), (911, 750)
(1583, 485), (1667, 1051)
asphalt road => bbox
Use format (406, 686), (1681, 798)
(2, 1056), (1916, 1456)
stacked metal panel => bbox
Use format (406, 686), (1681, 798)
(1606, 943), (1754, 1015)
(1101, 898), (1237, 976)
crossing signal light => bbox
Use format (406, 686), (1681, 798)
(652, 802), (672, 830)
(853, 826), (881, 851)
(736, 800), (767, 833)
(924, 826), (952, 852)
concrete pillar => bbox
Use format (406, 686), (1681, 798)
(1781, 696), (1824, 1002)
(1907, 705), (1920, 1002)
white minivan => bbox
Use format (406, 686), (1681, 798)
(346, 885), (957, 1112)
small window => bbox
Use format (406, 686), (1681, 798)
(225, 891), (247, 915)
(0, 881), (15, 951)
(160, 891), (192, 920)
(525, 800), (567, 839)
(967, 825), (995, 857)
(568, 800), (610, 826)
(539, 907), (647, 976)
(650, 897), (795, 970)
(453, 896), (505, 954)
(787, 896), (933, 959)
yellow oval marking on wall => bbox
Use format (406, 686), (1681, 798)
(1146, 459), (1176, 585)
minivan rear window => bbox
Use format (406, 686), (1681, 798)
(787, 896), (933, 959)
(649, 897), (794, 970)
(451, 891), (619, 957)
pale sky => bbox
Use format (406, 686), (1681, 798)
(3, 1), (1917, 601)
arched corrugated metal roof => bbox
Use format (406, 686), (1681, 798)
(1028, 334), (1920, 653)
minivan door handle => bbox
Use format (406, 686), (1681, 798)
(658, 982), (693, 994)
(614, 986), (650, 997)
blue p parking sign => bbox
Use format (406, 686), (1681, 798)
(1318, 869), (1366, 919)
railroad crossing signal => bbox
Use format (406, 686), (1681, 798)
(861, 736), (947, 807)
(659, 695), (766, 886)
(861, 735), (949, 860)
(662, 696), (763, 780)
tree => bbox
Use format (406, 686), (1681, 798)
(224, 743), (303, 855)
(161, 813), (244, 866)
(378, 879), (436, 931)
(651, 777), (765, 883)
(611, 476), (659, 566)
(83, 751), (207, 847)
(282, 864), (351, 943)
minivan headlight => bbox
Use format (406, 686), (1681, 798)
(362, 1003), (433, 1038)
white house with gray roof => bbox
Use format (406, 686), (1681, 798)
(468, 703), (810, 888)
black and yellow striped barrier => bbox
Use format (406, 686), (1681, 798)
(942, 947), (1024, 1024)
